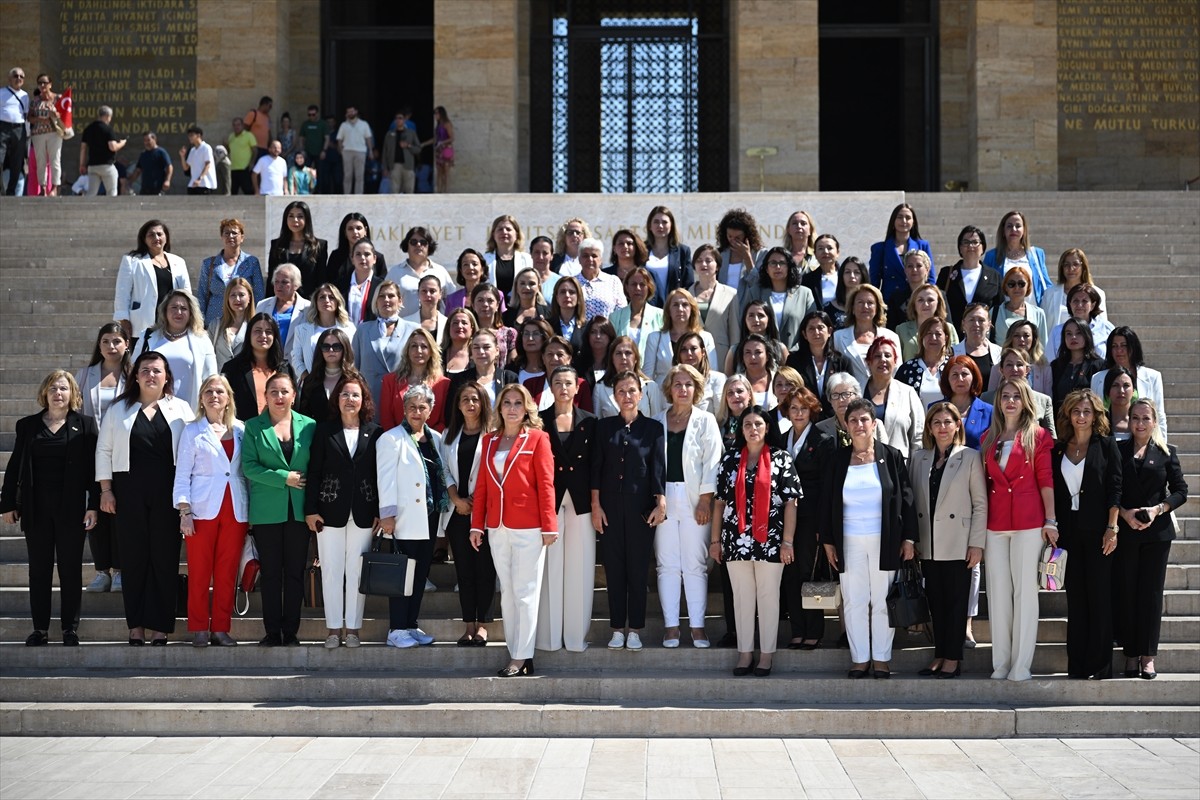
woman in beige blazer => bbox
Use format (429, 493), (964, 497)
(908, 402), (987, 678)
(688, 244), (740, 370)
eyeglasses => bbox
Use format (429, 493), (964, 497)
(830, 391), (858, 401)
(320, 343), (344, 352)
(36, 80), (49, 86)
(765, 260), (790, 267)
(960, 240), (982, 247)
(409, 238), (429, 247)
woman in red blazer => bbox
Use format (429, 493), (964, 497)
(982, 377), (1057, 682)
(470, 383), (558, 677)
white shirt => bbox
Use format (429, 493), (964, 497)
(1, 85), (28, 124)
(820, 272), (837, 304)
(186, 141), (216, 189)
(252, 154), (287, 196)
(918, 367), (943, 408)
(385, 260), (455, 313)
(1061, 455), (1085, 512)
(1002, 255), (1030, 276)
(343, 428), (359, 457)
(843, 462), (883, 536)
(646, 254), (669, 290)
(347, 272), (371, 326)
(557, 255), (581, 277)
(960, 266), (981, 303)
(336, 118), (373, 152)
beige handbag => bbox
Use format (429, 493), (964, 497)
(801, 550), (842, 610)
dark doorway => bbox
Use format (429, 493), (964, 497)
(818, 0), (939, 191)
(321, 1), (435, 176)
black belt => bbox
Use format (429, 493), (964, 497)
(0, 120), (24, 129)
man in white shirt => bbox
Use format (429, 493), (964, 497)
(1, 67), (30, 195)
(336, 106), (373, 195)
(252, 139), (288, 196)
(179, 125), (216, 194)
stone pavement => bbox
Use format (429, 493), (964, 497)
(1, 735), (1197, 799)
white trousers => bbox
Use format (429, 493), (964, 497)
(31, 132), (62, 187)
(985, 528), (1043, 681)
(343, 150), (366, 194)
(842, 533), (895, 663)
(316, 522), (375, 629)
(537, 493), (596, 652)
(655, 482), (709, 628)
(967, 563), (981, 618)
(491, 525), (546, 660)
(726, 560), (784, 654)
(88, 164), (118, 196)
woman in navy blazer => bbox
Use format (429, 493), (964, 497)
(470, 384), (558, 676)
(1116, 399), (1188, 679)
(1052, 389), (1122, 680)
(173, 375), (249, 647)
(304, 373), (382, 649)
(868, 203), (933, 301)
(643, 205), (693, 307)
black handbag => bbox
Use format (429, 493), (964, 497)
(303, 533), (323, 608)
(359, 533), (416, 597)
(886, 560), (930, 629)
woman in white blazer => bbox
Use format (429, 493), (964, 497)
(653, 364), (723, 648)
(138, 290), (217, 409)
(908, 403), (987, 677)
(376, 383), (450, 648)
(861, 338), (925, 459)
(288, 283), (357, 381)
(1090, 326), (1166, 440)
(114, 219), (191, 341)
(172, 375), (249, 647)
(642, 290), (718, 384)
(256, 262), (312, 356)
(833, 284), (902, 385)
(688, 244), (740, 370)
(96, 351), (193, 645)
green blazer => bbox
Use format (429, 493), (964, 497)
(242, 410), (316, 525)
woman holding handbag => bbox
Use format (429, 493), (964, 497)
(173, 375), (248, 647)
(470, 384), (558, 676)
(1053, 389), (1123, 680)
(908, 402), (987, 678)
(304, 373), (382, 649)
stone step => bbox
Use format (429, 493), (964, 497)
(4, 700), (1196, 738)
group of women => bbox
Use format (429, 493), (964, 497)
(0, 201), (1185, 683)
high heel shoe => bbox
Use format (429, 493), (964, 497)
(733, 660), (754, 677)
(753, 663), (772, 678)
(1140, 659), (1157, 680)
(919, 660), (943, 677)
(937, 664), (961, 679)
(1124, 657), (1140, 679)
(521, 659), (535, 676)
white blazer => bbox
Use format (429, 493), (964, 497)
(591, 378), (667, 419)
(1040, 283), (1108, 329)
(376, 426), (447, 541)
(256, 295), (312, 354)
(697, 371), (726, 415)
(861, 377), (925, 459)
(95, 394), (193, 479)
(1091, 366), (1167, 439)
(74, 363), (127, 422)
(833, 326), (902, 385)
(114, 252), (191, 335)
(140, 330), (218, 409)
(642, 329), (718, 384)
(484, 250), (533, 276)
(652, 408), (722, 510)
(288, 318), (357, 376)
(172, 419), (249, 522)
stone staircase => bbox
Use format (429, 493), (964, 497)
(0, 193), (1197, 738)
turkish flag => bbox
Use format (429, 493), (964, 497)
(56, 87), (74, 137)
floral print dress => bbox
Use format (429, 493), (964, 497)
(715, 448), (802, 562)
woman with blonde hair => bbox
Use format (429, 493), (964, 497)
(379, 328), (450, 431)
(783, 210), (818, 272)
(895, 283), (959, 361)
(173, 374), (249, 646)
(552, 218), (593, 277)
(832, 284), (901, 385)
(982, 376), (1056, 681)
(1042, 247), (1108, 329)
(1, 371), (98, 646)
(208, 277), (256, 370)
(289, 283), (356, 381)
(484, 214), (532, 295)
(140, 290), (218, 409)
(993, 265), (1047, 350)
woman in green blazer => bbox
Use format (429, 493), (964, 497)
(242, 372), (316, 646)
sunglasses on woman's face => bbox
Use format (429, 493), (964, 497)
(1006, 281), (1027, 289)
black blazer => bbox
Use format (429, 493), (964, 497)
(937, 261), (1003, 336)
(323, 247), (387, 295)
(446, 366), (519, 411)
(267, 237), (329, 299)
(590, 413), (666, 510)
(786, 425), (835, 521)
(1052, 435), (1123, 539)
(539, 405), (597, 511)
(304, 419), (383, 528)
(818, 440), (917, 571)
(0, 411), (99, 530)
(1050, 356), (1105, 410)
(296, 377), (335, 425)
(784, 347), (852, 420)
(221, 356), (298, 422)
(1117, 440), (1186, 543)
(800, 268), (835, 312)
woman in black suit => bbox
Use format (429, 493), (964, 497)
(540, 365), (598, 652)
(267, 200), (329, 297)
(1116, 398), (1188, 679)
(295, 328), (357, 424)
(590, 371), (666, 652)
(643, 205), (693, 306)
(785, 310), (850, 421)
(1053, 389), (1123, 680)
(779, 387), (834, 650)
(801, 234), (841, 312)
(304, 373), (382, 649)
(936, 225), (1002, 337)
(0, 371), (99, 646)
(221, 313), (296, 422)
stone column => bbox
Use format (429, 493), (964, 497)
(966, 0), (1058, 190)
(730, 0), (819, 191)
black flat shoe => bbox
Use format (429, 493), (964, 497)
(1088, 665), (1112, 681)
(25, 631), (48, 647)
(63, 630), (79, 647)
(150, 637), (167, 646)
(918, 665), (941, 677)
(128, 637), (145, 647)
(457, 634), (475, 647)
(800, 640), (820, 651)
(733, 663), (754, 677)
(282, 633), (301, 647)
(937, 665), (961, 679)
(754, 666), (772, 677)
(259, 633), (282, 647)
(847, 668), (869, 679)
(787, 640), (805, 650)
(873, 669), (891, 679)
(497, 665), (521, 677)
(472, 635), (488, 647)
(1140, 670), (1157, 680)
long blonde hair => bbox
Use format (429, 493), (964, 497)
(488, 383), (543, 433)
(1130, 397), (1168, 452)
(981, 377), (1040, 464)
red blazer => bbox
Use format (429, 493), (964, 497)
(522, 374), (593, 413)
(984, 426), (1054, 531)
(379, 374), (450, 432)
(470, 428), (558, 534)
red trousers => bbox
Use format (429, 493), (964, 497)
(187, 489), (248, 633)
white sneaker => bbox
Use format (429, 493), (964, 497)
(607, 631), (626, 650)
(386, 629), (417, 648)
(110, 573), (122, 592)
(626, 632), (643, 651)
(324, 634), (341, 649)
(454, 583), (460, 592)
(408, 628), (434, 646)
(85, 573), (111, 592)
(424, 578), (437, 592)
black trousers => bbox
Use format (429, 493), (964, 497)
(782, 527), (825, 641)
(601, 500), (655, 629)
(89, 510), (120, 571)
(1116, 537), (1171, 657)
(446, 512), (496, 622)
(25, 504), (86, 632)
(1062, 519), (1114, 677)
(113, 473), (179, 633)
(253, 518), (310, 637)
(388, 536), (434, 630)
(230, 168), (253, 195)
(923, 558), (971, 661)
(0, 122), (26, 195)
(186, 186), (212, 195)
